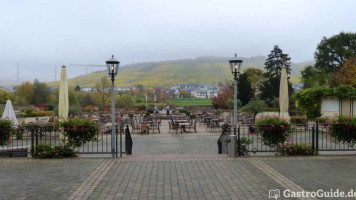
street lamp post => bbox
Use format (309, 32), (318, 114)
(229, 54), (243, 156)
(106, 55), (120, 158)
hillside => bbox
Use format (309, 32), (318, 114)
(47, 56), (313, 87)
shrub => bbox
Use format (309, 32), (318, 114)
(33, 144), (76, 158)
(280, 144), (315, 156)
(58, 118), (99, 148)
(69, 105), (82, 116)
(33, 143), (54, 158)
(0, 119), (14, 146)
(290, 115), (307, 124)
(237, 137), (253, 156)
(256, 117), (291, 147)
(329, 115), (356, 147)
(53, 145), (76, 158)
(316, 117), (330, 124)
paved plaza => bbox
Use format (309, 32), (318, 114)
(1, 155), (356, 200)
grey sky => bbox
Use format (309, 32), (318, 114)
(0, 0), (355, 85)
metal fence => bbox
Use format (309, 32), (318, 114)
(0, 124), (131, 157)
(219, 122), (356, 155)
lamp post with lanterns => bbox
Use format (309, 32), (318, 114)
(106, 55), (120, 158)
(229, 54), (243, 156)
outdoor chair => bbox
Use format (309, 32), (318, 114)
(188, 119), (197, 133)
(168, 121), (173, 134)
(172, 123), (180, 134)
(140, 124), (150, 135)
(131, 122), (140, 134)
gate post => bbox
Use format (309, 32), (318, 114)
(312, 126), (315, 152)
(229, 134), (237, 158)
(316, 121), (319, 152)
(237, 126), (241, 156)
(31, 129), (35, 156)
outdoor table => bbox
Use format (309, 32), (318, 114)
(178, 122), (190, 133)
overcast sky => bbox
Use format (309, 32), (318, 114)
(0, 0), (355, 85)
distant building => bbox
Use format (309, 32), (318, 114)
(207, 89), (218, 98)
(81, 87), (92, 92)
(191, 89), (207, 98)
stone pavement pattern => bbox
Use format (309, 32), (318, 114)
(1, 156), (356, 200)
(0, 159), (103, 200)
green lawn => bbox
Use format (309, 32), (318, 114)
(134, 98), (212, 107)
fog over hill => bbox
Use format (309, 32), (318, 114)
(47, 56), (314, 87)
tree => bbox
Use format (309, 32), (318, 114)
(81, 93), (94, 106)
(241, 99), (266, 122)
(74, 85), (81, 92)
(15, 82), (33, 104)
(243, 68), (264, 92)
(93, 76), (111, 110)
(212, 82), (233, 109)
(332, 57), (356, 87)
(300, 65), (325, 89)
(237, 73), (254, 106)
(179, 90), (191, 98)
(116, 95), (134, 109)
(265, 45), (291, 78)
(315, 32), (356, 73)
(0, 90), (15, 104)
(260, 45), (293, 107)
(32, 79), (51, 104)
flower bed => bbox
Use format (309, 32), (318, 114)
(256, 117), (291, 147)
(329, 115), (356, 147)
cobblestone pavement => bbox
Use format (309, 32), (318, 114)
(1, 156), (356, 200)
(0, 158), (103, 200)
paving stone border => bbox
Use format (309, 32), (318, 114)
(68, 159), (115, 200)
(249, 158), (314, 200)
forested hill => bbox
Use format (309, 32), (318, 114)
(47, 56), (313, 87)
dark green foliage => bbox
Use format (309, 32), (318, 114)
(74, 85), (81, 91)
(33, 143), (54, 158)
(241, 99), (265, 121)
(256, 117), (291, 147)
(300, 65), (329, 89)
(237, 73), (254, 106)
(59, 119), (99, 148)
(315, 32), (356, 73)
(237, 137), (253, 156)
(280, 144), (315, 156)
(260, 45), (293, 107)
(0, 119), (14, 146)
(69, 105), (82, 116)
(53, 145), (76, 157)
(329, 116), (356, 147)
(265, 45), (291, 78)
(32, 79), (51, 104)
(33, 143), (75, 158)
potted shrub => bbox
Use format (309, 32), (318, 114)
(0, 119), (14, 146)
(58, 118), (99, 148)
(329, 115), (356, 147)
(256, 117), (291, 147)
